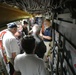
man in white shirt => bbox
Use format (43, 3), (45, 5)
(14, 35), (49, 75)
(32, 24), (46, 58)
(2, 22), (20, 75)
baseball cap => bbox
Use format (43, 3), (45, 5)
(7, 22), (17, 28)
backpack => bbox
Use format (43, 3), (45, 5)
(35, 40), (46, 58)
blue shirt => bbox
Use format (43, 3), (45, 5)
(43, 26), (52, 42)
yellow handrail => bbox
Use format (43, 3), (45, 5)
(0, 3), (31, 25)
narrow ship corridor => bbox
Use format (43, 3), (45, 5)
(0, 0), (76, 75)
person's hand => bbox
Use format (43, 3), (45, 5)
(40, 29), (44, 39)
(40, 32), (43, 40)
(40, 29), (42, 36)
(40, 32), (43, 37)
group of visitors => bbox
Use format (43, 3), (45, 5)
(1, 18), (52, 75)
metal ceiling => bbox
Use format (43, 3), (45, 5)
(0, 0), (51, 14)
(0, 0), (76, 14)
(0, 0), (66, 14)
(0, 0), (76, 26)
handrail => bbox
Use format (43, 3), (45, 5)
(55, 40), (76, 75)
